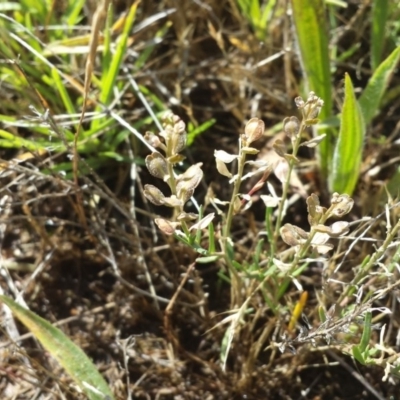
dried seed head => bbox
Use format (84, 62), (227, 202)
(155, 218), (180, 235)
(144, 131), (163, 149)
(310, 232), (333, 254)
(280, 223), (308, 246)
(304, 92), (324, 120)
(145, 152), (169, 180)
(329, 193), (354, 217)
(143, 184), (166, 206)
(295, 92), (324, 121)
(295, 96), (305, 109)
(243, 117), (264, 145)
(176, 163), (203, 203)
(307, 193), (325, 226)
(283, 116), (300, 140)
(160, 112), (187, 156)
(272, 139), (286, 157)
(274, 159), (290, 183)
(330, 221), (350, 236)
(161, 195), (184, 208)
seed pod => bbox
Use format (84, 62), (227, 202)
(145, 152), (169, 180)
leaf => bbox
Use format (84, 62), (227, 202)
(371, 0), (389, 71)
(0, 295), (114, 400)
(352, 345), (366, 365)
(214, 150), (237, 163)
(359, 46), (400, 126)
(190, 213), (215, 231)
(331, 73), (365, 195)
(196, 255), (220, 263)
(186, 119), (216, 146)
(290, 0), (333, 175)
(359, 311), (372, 353)
(100, 1), (139, 105)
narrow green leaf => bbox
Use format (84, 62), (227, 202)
(371, 0), (389, 71)
(359, 311), (372, 353)
(187, 119), (216, 146)
(352, 345), (366, 365)
(0, 129), (47, 151)
(359, 46), (400, 126)
(291, 0), (332, 175)
(208, 222), (216, 253)
(100, 2), (138, 105)
(101, 2), (113, 76)
(196, 255), (220, 263)
(65, 0), (86, 27)
(0, 295), (115, 400)
(51, 68), (76, 115)
(318, 306), (326, 323)
(134, 22), (170, 69)
(331, 73), (365, 195)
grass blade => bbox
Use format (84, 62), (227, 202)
(359, 46), (400, 126)
(358, 311), (372, 353)
(371, 0), (389, 71)
(51, 67), (76, 115)
(331, 73), (365, 195)
(100, 2), (138, 105)
(290, 0), (332, 175)
(0, 295), (115, 400)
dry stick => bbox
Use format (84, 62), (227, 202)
(163, 263), (214, 370)
(164, 263), (196, 338)
(73, 0), (111, 230)
(127, 146), (159, 309)
(327, 350), (386, 400)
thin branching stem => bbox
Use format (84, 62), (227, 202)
(338, 217), (400, 304)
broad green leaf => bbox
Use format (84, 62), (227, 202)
(371, 0), (389, 71)
(0, 295), (115, 400)
(331, 73), (365, 195)
(291, 0), (332, 176)
(359, 46), (400, 126)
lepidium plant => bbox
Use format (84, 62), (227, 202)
(142, 93), (399, 381)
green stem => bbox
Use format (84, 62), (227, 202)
(223, 148), (246, 240)
(221, 140), (248, 306)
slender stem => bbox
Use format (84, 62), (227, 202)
(338, 217), (400, 304)
(273, 122), (306, 242)
(221, 140), (247, 306)
(167, 162), (190, 235)
(223, 146), (246, 240)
